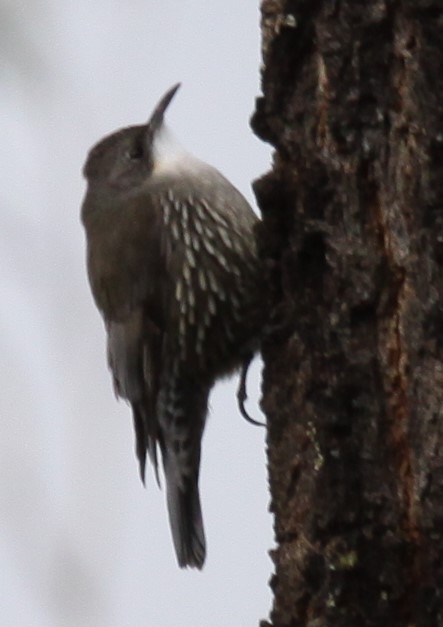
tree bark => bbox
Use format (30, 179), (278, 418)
(252, 2), (443, 625)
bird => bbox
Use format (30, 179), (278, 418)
(81, 83), (263, 569)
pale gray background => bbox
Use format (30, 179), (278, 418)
(1, 1), (272, 625)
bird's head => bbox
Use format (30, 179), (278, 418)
(83, 83), (182, 190)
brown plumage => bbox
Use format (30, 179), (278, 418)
(81, 84), (262, 568)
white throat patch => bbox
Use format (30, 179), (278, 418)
(152, 126), (199, 176)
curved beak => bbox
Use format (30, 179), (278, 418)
(148, 83), (181, 133)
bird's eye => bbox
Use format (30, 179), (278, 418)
(126, 138), (144, 160)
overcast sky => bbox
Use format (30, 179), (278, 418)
(1, 1), (273, 626)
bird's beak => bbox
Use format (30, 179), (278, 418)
(147, 83), (181, 134)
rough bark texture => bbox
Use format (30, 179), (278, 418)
(252, 2), (443, 626)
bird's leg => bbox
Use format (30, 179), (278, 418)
(236, 354), (266, 428)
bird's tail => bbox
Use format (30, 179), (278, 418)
(164, 461), (206, 569)
(158, 368), (210, 569)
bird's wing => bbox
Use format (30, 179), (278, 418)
(83, 187), (182, 481)
(106, 310), (163, 482)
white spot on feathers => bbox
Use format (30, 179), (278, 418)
(175, 281), (183, 301)
(208, 295), (216, 316)
(218, 226), (233, 249)
(198, 270), (207, 291)
(183, 264), (191, 284)
(171, 222), (180, 241)
(185, 249), (196, 267)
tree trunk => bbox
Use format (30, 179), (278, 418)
(252, 2), (443, 625)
